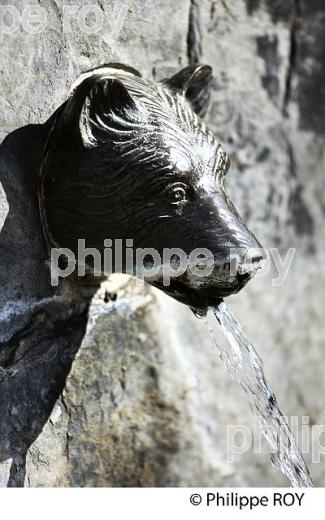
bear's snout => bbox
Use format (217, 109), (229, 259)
(152, 247), (264, 309)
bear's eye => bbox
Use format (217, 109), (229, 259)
(166, 183), (189, 203)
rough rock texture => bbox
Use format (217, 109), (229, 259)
(0, 0), (325, 486)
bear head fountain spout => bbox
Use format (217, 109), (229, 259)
(38, 63), (264, 309)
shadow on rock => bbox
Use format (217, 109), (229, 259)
(0, 118), (97, 486)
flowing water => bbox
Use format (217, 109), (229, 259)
(205, 300), (312, 487)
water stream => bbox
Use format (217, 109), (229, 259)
(204, 300), (312, 487)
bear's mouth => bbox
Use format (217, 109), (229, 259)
(149, 257), (263, 309)
(150, 274), (251, 309)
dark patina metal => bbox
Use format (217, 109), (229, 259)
(38, 63), (263, 309)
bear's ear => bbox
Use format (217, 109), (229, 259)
(161, 64), (212, 118)
(64, 75), (140, 148)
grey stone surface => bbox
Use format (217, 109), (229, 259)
(0, 0), (325, 486)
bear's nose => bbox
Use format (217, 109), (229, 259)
(237, 248), (265, 276)
(244, 249), (265, 265)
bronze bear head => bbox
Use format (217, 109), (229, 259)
(38, 63), (263, 309)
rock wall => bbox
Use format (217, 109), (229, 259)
(0, 0), (324, 486)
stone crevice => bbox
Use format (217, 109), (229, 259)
(187, 0), (202, 64)
(282, 0), (301, 116)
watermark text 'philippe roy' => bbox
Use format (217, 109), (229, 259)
(50, 239), (296, 287)
(0, 3), (129, 42)
(227, 415), (325, 464)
